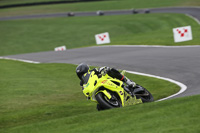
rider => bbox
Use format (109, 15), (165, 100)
(76, 63), (136, 92)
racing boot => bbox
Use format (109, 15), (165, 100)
(123, 77), (136, 96)
(123, 76), (136, 88)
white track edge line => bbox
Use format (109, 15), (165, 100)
(0, 57), (40, 64)
(185, 14), (200, 25)
(0, 56), (187, 101)
(126, 70), (187, 102)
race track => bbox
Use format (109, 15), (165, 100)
(2, 45), (200, 99)
(1, 7), (200, 99)
(0, 7), (200, 21)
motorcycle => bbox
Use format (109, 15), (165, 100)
(82, 70), (153, 110)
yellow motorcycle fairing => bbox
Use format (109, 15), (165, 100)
(82, 71), (142, 107)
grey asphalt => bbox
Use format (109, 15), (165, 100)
(1, 7), (200, 99)
(3, 46), (200, 98)
(0, 7), (200, 21)
(150, 7), (200, 22)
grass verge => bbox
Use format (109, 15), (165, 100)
(0, 13), (200, 56)
(8, 94), (200, 133)
(0, 0), (77, 6)
(0, 59), (180, 132)
(1, 0), (200, 17)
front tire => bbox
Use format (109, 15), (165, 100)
(95, 92), (122, 110)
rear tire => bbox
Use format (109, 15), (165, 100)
(95, 92), (122, 110)
(133, 85), (154, 103)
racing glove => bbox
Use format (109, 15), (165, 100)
(99, 66), (110, 76)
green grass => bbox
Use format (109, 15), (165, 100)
(5, 94), (200, 133)
(0, 0), (200, 17)
(0, 0), (77, 6)
(0, 59), (180, 132)
(0, 1), (199, 132)
(0, 13), (200, 56)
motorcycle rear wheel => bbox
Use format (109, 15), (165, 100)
(95, 92), (122, 110)
(134, 85), (154, 102)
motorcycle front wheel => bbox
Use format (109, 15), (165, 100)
(95, 92), (122, 110)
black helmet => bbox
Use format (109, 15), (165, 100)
(76, 63), (89, 80)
